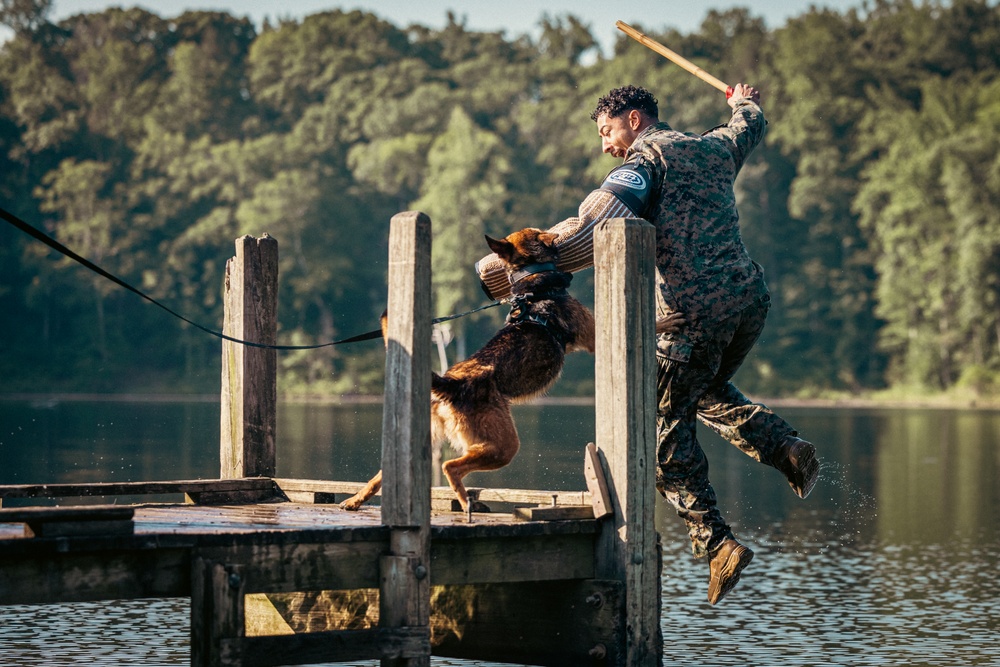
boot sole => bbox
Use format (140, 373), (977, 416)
(708, 546), (754, 605)
(790, 443), (819, 499)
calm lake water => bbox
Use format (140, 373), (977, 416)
(1, 398), (999, 666)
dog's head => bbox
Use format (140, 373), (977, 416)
(485, 228), (559, 270)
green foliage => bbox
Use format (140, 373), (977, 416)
(411, 106), (512, 349)
(855, 72), (1000, 388)
(0, 0), (51, 35)
(1, 1), (998, 399)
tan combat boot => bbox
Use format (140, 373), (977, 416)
(707, 538), (754, 605)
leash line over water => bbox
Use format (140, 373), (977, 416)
(1, 206), (500, 350)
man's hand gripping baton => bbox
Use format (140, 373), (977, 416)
(616, 20), (734, 98)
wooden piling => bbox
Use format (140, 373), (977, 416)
(220, 234), (278, 479)
(192, 558), (246, 667)
(593, 218), (662, 666)
(379, 211), (433, 666)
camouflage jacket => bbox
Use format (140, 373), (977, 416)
(477, 97), (769, 341)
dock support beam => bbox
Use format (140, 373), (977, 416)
(380, 211), (433, 665)
(191, 558), (246, 667)
(593, 218), (662, 666)
(220, 234), (278, 480)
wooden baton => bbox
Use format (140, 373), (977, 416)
(616, 20), (733, 97)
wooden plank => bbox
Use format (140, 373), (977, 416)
(185, 488), (277, 505)
(429, 533), (594, 585)
(25, 519), (134, 538)
(221, 234), (278, 479)
(0, 478), (276, 499)
(273, 479), (369, 495)
(222, 627), (431, 666)
(0, 505), (134, 523)
(429, 515), (599, 540)
(0, 548), (188, 604)
(273, 478), (591, 507)
(512, 506), (595, 522)
(593, 218), (662, 666)
(470, 488), (591, 506)
(197, 540), (389, 593)
(130, 504), (394, 541)
(278, 489), (341, 504)
(585, 442), (613, 519)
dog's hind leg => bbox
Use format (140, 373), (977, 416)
(340, 469), (382, 511)
(442, 407), (520, 512)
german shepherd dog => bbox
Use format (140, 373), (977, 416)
(340, 227), (596, 513)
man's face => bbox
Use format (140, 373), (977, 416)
(597, 111), (640, 159)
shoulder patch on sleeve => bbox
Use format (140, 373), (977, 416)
(599, 160), (655, 217)
(604, 167), (648, 191)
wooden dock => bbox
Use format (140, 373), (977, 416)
(0, 213), (662, 666)
(0, 480), (607, 665)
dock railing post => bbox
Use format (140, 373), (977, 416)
(220, 234), (278, 479)
(593, 218), (662, 665)
(380, 211), (433, 666)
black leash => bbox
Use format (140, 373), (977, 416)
(0, 205), (501, 350)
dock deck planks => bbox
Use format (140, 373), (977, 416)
(0, 497), (598, 543)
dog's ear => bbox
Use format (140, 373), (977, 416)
(485, 234), (514, 260)
(538, 232), (559, 247)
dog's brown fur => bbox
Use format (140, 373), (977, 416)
(340, 228), (595, 512)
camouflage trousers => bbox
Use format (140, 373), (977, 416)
(655, 294), (797, 559)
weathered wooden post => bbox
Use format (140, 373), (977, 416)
(593, 218), (662, 666)
(380, 211), (433, 666)
(191, 558), (246, 666)
(220, 234), (278, 480)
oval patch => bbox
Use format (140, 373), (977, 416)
(606, 169), (647, 190)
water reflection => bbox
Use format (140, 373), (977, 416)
(875, 409), (1000, 541)
(1, 400), (998, 666)
(0, 400), (220, 487)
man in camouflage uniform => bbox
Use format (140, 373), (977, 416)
(476, 84), (819, 604)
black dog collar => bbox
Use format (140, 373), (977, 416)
(508, 262), (558, 285)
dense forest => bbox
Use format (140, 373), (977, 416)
(1, 0), (998, 400)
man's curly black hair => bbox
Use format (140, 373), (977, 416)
(590, 85), (659, 122)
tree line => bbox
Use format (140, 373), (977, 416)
(1, 0), (998, 399)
